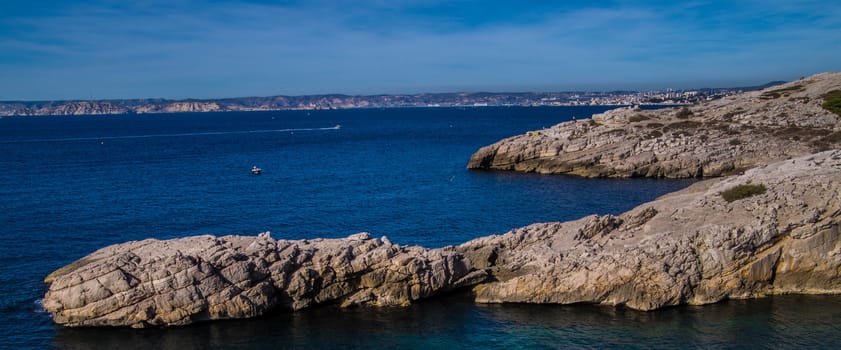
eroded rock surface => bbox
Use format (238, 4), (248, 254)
(43, 151), (841, 326)
(459, 150), (841, 310)
(42, 232), (484, 327)
(468, 72), (841, 178)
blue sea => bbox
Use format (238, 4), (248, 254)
(1, 107), (840, 349)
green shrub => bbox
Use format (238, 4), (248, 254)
(729, 138), (741, 145)
(774, 126), (831, 139)
(812, 140), (831, 152)
(823, 90), (841, 116)
(720, 184), (767, 202)
(676, 107), (694, 119)
(721, 109), (743, 121)
(823, 131), (841, 143)
(774, 84), (805, 93)
(629, 114), (651, 122)
(761, 85), (804, 99)
(810, 131), (841, 151)
(760, 92), (781, 100)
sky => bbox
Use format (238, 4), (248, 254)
(0, 0), (839, 100)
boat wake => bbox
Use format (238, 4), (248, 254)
(0, 126), (342, 144)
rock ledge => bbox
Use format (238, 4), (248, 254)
(44, 150), (841, 326)
(468, 72), (841, 178)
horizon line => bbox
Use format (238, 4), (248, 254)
(0, 81), (785, 104)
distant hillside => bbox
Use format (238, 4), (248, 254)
(0, 84), (767, 117)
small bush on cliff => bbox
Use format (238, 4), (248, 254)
(761, 85), (805, 99)
(774, 126), (831, 141)
(629, 114), (651, 122)
(676, 107), (694, 119)
(823, 90), (841, 116)
(720, 184), (767, 202)
(823, 131), (841, 143)
(811, 132), (841, 151)
(721, 109), (743, 121)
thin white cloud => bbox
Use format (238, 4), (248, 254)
(0, 0), (839, 99)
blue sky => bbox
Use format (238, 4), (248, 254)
(1, 0), (839, 100)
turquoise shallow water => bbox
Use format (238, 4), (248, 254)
(1, 107), (839, 349)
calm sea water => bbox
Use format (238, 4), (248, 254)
(1, 107), (838, 349)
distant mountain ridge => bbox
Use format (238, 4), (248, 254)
(0, 84), (775, 116)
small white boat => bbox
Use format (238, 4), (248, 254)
(251, 166), (262, 175)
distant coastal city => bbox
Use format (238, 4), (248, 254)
(0, 83), (779, 116)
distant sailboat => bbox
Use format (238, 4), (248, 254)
(251, 166), (262, 175)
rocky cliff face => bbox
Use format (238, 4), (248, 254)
(468, 72), (841, 178)
(135, 102), (224, 113)
(460, 149), (841, 310)
(9, 101), (130, 116)
(43, 150), (841, 327)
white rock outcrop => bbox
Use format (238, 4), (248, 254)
(42, 232), (484, 328)
(43, 151), (841, 327)
(468, 72), (841, 178)
(460, 150), (841, 309)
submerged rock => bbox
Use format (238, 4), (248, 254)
(468, 72), (841, 178)
(43, 150), (841, 326)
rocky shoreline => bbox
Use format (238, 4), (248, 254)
(42, 232), (486, 327)
(43, 149), (841, 327)
(460, 150), (841, 309)
(468, 72), (841, 178)
(42, 72), (841, 327)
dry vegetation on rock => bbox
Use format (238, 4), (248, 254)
(468, 72), (841, 178)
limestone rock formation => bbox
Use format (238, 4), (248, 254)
(135, 101), (224, 113)
(44, 151), (841, 327)
(468, 72), (841, 178)
(459, 149), (841, 310)
(42, 232), (484, 328)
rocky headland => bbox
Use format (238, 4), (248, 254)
(43, 150), (841, 327)
(459, 150), (841, 309)
(41, 72), (841, 327)
(42, 232), (485, 328)
(468, 72), (841, 178)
